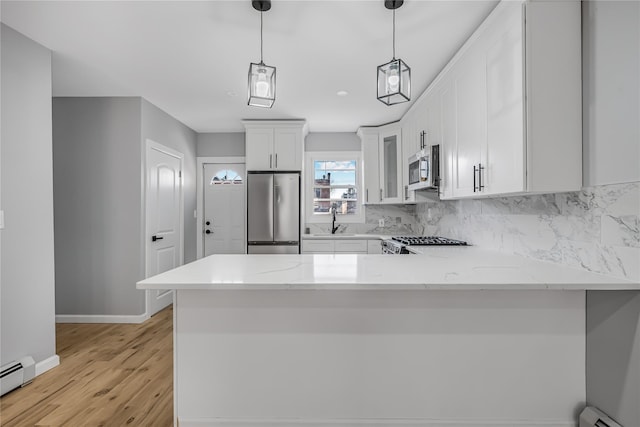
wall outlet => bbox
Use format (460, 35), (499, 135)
(378, 218), (385, 227)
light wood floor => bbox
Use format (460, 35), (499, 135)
(0, 305), (173, 426)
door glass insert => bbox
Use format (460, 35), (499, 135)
(210, 169), (244, 185)
(383, 135), (398, 198)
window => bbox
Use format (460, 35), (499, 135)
(306, 152), (363, 223)
(210, 169), (243, 185)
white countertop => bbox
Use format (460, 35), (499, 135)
(137, 247), (639, 291)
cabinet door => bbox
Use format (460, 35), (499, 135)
(367, 239), (382, 254)
(301, 240), (334, 253)
(379, 127), (403, 204)
(361, 131), (381, 204)
(485, 5), (525, 195)
(246, 128), (274, 170)
(334, 239), (367, 253)
(451, 52), (487, 198)
(273, 127), (301, 170)
(439, 78), (455, 199)
(401, 112), (417, 203)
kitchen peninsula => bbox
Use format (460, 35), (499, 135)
(138, 249), (637, 427)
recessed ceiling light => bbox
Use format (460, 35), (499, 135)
(226, 90), (238, 97)
(337, 90), (349, 97)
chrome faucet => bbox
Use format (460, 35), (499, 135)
(330, 205), (340, 234)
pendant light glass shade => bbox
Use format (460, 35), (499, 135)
(248, 62), (276, 108)
(377, 1), (410, 105)
(377, 58), (410, 105)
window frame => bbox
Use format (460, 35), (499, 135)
(305, 151), (364, 224)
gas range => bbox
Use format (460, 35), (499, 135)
(382, 236), (468, 254)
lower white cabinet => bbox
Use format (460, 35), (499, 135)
(301, 240), (334, 253)
(302, 239), (379, 254)
(367, 240), (383, 254)
(334, 240), (367, 254)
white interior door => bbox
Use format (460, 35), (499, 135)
(146, 141), (183, 317)
(203, 163), (246, 256)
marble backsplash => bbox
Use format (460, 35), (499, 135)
(415, 181), (640, 282)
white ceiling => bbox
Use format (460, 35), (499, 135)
(1, 0), (499, 133)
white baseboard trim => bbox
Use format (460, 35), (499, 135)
(178, 418), (577, 427)
(56, 313), (149, 324)
(35, 355), (60, 376)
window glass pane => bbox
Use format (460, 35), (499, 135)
(313, 200), (331, 213)
(211, 169), (243, 185)
(311, 158), (358, 217)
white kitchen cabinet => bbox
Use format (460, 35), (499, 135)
(358, 123), (403, 204)
(378, 124), (403, 204)
(334, 240), (367, 254)
(243, 120), (307, 171)
(301, 238), (373, 254)
(367, 239), (382, 254)
(437, 0), (581, 199)
(400, 99), (428, 204)
(358, 127), (381, 205)
(301, 239), (334, 253)
(358, 123), (404, 205)
(450, 48), (488, 198)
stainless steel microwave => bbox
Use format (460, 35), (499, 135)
(407, 144), (439, 191)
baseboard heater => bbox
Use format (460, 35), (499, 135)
(0, 356), (35, 397)
(580, 406), (623, 427)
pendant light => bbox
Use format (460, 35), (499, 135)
(377, 0), (411, 105)
(248, 0), (276, 108)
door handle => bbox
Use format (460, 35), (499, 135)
(269, 154), (272, 169)
(205, 230), (212, 234)
(151, 235), (164, 242)
(478, 163), (485, 191)
(366, 188), (369, 203)
(379, 188), (383, 201)
(275, 153), (278, 168)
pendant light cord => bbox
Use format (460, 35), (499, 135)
(392, 8), (396, 60)
(260, 10), (264, 64)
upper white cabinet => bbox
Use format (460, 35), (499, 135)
(439, 0), (581, 199)
(378, 124), (403, 204)
(243, 120), (307, 171)
(358, 124), (403, 205)
(393, 0), (581, 201)
(358, 127), (381, 204)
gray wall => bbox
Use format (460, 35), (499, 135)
(53, 97), (144, 316)
(583, 1), (640, 186)
(305, 132), (360, 152)
(142, 99), (198, 263)
(587, 291), (640, 427)
(582, 4), (640, 425)
(197, 132), (245, 157)
(53, 97), (198, 317)
(1, 24), (56, 365)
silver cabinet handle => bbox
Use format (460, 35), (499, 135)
(269, 154), (272, 169)
(275, 153), (278, 168)
(366, 188), (369, 203)
(473, 163), (485, 192)
(380, 188), (383, 201)
(404, 185), (409, 200)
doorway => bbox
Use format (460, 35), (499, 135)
(196, 157), (246, 258)
(145, 140), (184, 317)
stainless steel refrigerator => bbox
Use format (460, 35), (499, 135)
(247, 172), (300, 254)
